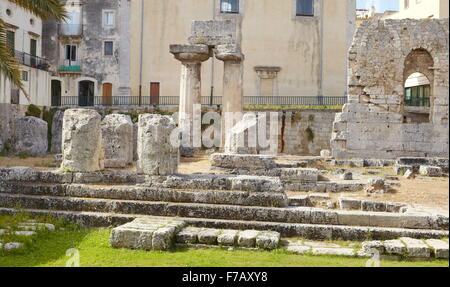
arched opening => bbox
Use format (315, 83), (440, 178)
(102, 83), (113, 106)
(51, 80), (62, 106)
(78, 80), (95, 106)
(403, 49), (434, 123)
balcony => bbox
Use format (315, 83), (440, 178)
(14, 50), (50, 71)
(58, 24), (83, 37)
(58, 60), (82, 73)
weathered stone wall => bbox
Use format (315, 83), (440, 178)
(332, 19), (449, 159)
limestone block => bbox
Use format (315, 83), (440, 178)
(280, 168), (319, 183)
(224, 114), (257, 154)
(362, 201), (387, 212)
(400, 237), (430, 258)
(383, 240), (406, 255)
(51, 110), (64, 153)
(339, 197), (362, 210)
(286, 245), (310, 254)
(419, 166), (442, 177)
(361, 241), (385, 255)
(4, 242), (23, 251)
(425, 239), (449, 259)
(152, 227), (176, 251)
(101, 114), (134, 168)
(289, 195), (312, 207)
(340, 172), (353, 181)
(110, 227), (155, 251)
(210, 154), (277, 170)
(198, 229), (220, 245)
(61, 109), (104, 172)
(133, 123), (138, 161)
(176, 227), (201, 244)
(217, 230), (239, 246)
(189, 20), (237, 46)
(393, 164), (413, 175)
(237, 230), (260, 248)
(403, 170), (415, 179)
(12, 116), (48, 156)
(255, 231), (280, 250)
(137, 114), (179, 175)
(230, 175), (283, 193)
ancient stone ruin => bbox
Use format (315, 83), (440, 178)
(101, 114), (134, 168)
(61, 109), (104, 172)
(11, 116), (48, 156)
(170, 20), (245, 154)
(136, 114), (179, 175)
(331, 19), (449, 159)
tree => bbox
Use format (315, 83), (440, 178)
(0, 0), (67, 100)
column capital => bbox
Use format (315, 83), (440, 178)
(214, 44), (245, 62)
(170, 44), (211, 63)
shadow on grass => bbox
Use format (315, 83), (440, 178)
(0, 229), (91, 267)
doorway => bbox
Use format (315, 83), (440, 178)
(150, 82), (160, 105)
(51, 80), (62, 106)
(102, 83), (113, 106)
(78, 80), (95, 106)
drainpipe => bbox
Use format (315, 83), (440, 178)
(210, 0), (216, 106)
(138, 0), (145, 106)
(318, 0), (324, 103)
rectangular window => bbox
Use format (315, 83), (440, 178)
(104, 11), (115, 26)
(221, 0), (239, 14)
(104, 41), (114, 56)
(65, 45), (77, 61)
(22, 71), (28, 81)
(296, 0), (314, 16)
(6, 30), (15, 53)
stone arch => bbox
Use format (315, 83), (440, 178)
(402, 48), (434, 123)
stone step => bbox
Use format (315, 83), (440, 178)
(0, 192), (448, 231)
(1, 207), (447, 241)
(0, 182), (288, 208)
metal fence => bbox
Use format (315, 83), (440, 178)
(15, 50), (49, 71)
(55, 96), (347, 107)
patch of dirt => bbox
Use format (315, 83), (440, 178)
(178, 155), (215, 174)
(0, 155), (55, 168)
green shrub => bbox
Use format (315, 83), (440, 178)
(25, 104), (42, 118)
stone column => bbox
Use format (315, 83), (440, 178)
(215, 44), (245, 150)
(61, 109), (104, 172)
(137, 114), (179, 175)
(170, 44), (210, 156)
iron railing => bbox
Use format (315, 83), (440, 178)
(405, 98), (430, 107)
(14, 50), (49, 71)
(55, 96), (348, 107)
(58, 24), (83, 37)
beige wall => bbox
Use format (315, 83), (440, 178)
(386, 0), (448, 19)
(130, 0), (355, 101)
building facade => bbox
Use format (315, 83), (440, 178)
(42, 0), (356, 108)
(130, 0), (356, 106)
(385, 0), (449, 19)
(42, 0), (132, 107)
(0, 0), (50, 107)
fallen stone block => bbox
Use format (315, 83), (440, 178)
(280, 168), (319, 183)
(198, 229), (221, 245)
(4, 242), (23, 251)
(393, 165), (413, 175)
(289, 195), (312, 207)
(425, 239), (449, 259)
(210, 154), (276, 170)
(152, 227), (177, 251)
(403, 169), (415, 179)
(255, 231), (280, 250)
(419, 166), (442, 177)
(286, 245), (310, 254)
(237, 230), (260, 248)
(230, 175), (283, 193)
(400, 237), (430, 258)
(176, 227), (201, 244)
(361, 241), (385, 255)
(383, 240), (406, 255)
(362, 201), (387, 212)
(339, 197), (362, 210)
(340, 172), (353, 181)
(320, 150), (331, 158)
(217, 230), (239, 246)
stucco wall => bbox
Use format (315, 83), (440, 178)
(130, 0), (355, 101)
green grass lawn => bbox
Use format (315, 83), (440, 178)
(1, 227), (448, 267)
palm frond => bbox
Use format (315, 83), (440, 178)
(8, 0), (68, 22)
(0, 19), (28, 100)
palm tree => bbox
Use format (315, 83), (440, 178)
(0, 0), (67, 100)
